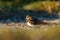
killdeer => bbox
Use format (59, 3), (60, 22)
(26, 15), (49, 27)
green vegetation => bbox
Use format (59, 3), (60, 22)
(23, 1), (60, 13)
(0, 25), (60, 40)
(0, 1), (60, 14)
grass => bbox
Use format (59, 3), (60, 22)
(0, 25), (60, 40)
(23, 1), (60, 14)
(0, 1), (60, 13)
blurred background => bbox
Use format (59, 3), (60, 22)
(0, 1), (60, 40)
(0, 0), (60, 23)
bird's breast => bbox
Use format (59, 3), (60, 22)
(27, 22), (34, 26)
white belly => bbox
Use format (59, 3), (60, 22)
(27, 22), (34, 26)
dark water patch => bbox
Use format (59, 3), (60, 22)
(0, 9), (60, 23)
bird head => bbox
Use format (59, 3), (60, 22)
(26, 15), (33, 21)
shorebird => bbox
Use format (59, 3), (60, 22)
(26, 15), (49, 27)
